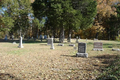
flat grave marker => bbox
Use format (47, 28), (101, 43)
(112, 48), (120, 51)
(69, 44), (75, 47)
(58, 43), (64, 46)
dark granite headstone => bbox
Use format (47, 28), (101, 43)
(76, 42), (88, 58)
(92, 42), (104, 51)
(78, 43), (86, 53)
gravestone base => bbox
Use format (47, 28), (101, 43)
(18, 45), (24, 48)
(50, 46), (55, 49)
(92, 48), (104, 51)
(76, 53), (88, 58)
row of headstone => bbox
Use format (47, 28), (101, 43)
(76, 42), (104, 58)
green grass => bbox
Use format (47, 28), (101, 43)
(8, 49), (28, 55)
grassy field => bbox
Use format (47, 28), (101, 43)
(0, 39), (120, 80)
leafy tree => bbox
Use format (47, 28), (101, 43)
(32, 17), (45, 39)
(32, 0), (97, 42)
(1, 0), (33, 37)
(105, 5), (120, 40)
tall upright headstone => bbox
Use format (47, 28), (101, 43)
(76, 42), (88, 57)
(86, 38), (87, 41)
(76, 36), (79, 43)
(50, 38), (54, 49)
(18, 37), (24, 48)
(68, 34), (71, 42)
(92, 42), (104, 51)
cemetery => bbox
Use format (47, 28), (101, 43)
(0, 0), (120, 80)
(0, 38), (120, 80)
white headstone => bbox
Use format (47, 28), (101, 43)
(86, 38), (87, 41)
(50, 38), (54, 49)
(18, 37), (24, 48)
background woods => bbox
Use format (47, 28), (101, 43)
(0, 0), (120, 40)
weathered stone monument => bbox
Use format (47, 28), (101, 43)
(50, 38), (54, 49)
(47, 38), (52, 45)
(76, 42), (88, 57)
(67, 34), (71, 42)
(76, 36), (79, 43)
(18, 37), (24, 48)
(92, 42), (104, 51)
(86, 38), (87, 41)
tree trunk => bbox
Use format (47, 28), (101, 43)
(59, 26), (64, 43)
(67, 27), (72, 42)
(53, 29), (56, 42)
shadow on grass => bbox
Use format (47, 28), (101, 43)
(94, 54), (120, 80)
(0, 39), (19, 43)
(0, 39), (48, 44)
(87, 42), (93, 45)
(61, 55), (76, 57)
(0, 73), (22, 80)
(94, 54), (119, 67)
(103, 43), (120, 48)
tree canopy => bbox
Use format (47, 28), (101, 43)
(32, 0), (97, 42)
